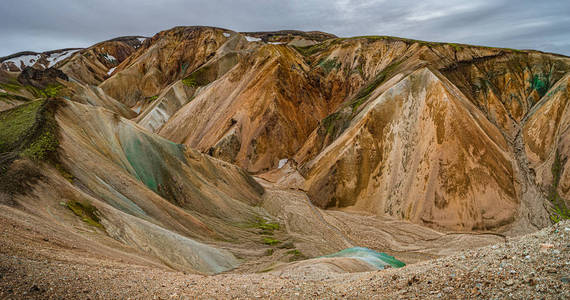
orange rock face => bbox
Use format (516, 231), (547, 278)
(158, 44), (332, 173)
(100, 27), (232, 107)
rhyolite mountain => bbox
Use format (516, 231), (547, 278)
(1, 26), (569, 277)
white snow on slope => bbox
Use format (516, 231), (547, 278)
(102, 53), (116, 62)
(3, 54), (41, 69)
(107, 67), (116, 76)
(223, 33), (231, 38)
(245, 36), (262, 42)
(134, 38), (146, 49)
(47, 50), (79, 67)
(278, 159), (288, 169)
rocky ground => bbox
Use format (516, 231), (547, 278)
(1, 218), (568, 299)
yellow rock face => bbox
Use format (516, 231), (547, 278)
(523, 74), (570, 210)
(300, 68), (517, 230)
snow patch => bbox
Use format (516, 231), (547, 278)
(134, 38), (147, 49)
(269, 42), (284, 45)
(107, 67), (116, 75)
(102, 53), (116, 62)
(223, 32), (231, 38)
(245, 36), (262, 42)
(278, 159), (288, 169)
(46, 49), (78, 67)
(3, 54), (41, 69)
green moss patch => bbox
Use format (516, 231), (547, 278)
(257, 220), (279, 231)
(549, 151), (570, 223)
(0, 100), (44, 152)
(18, 100), (60, 162)
(0, 99), (67, 198)
(20, 117), (58, 161)
(350, 60), (402, 112)
(292, 41), (334, 57)
(0, 79), (67, 100)
(250, 218), (280, 236)
(66, 200), (104, 228)
(262, 237), (280, 245)
(37, 85), (64, 98)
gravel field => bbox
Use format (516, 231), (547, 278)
(1, 217), (568, 299)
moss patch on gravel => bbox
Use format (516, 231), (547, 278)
(262, 237), (280, 245)
(37, 84), (64, 98)
(66, 200), (104, 228)
(249, 218), (280, 235)
(255, 219), (279, 231)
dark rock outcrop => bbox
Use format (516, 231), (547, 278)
(17, 67), (68, 89)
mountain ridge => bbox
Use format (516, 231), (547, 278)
(0, 25), (569, 298)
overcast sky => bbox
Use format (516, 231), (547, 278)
(1, 0), (569, 57)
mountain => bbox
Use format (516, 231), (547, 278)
(0, 26), (569, 297)
(0, 49), (81, 72)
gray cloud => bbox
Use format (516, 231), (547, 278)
(1, 0), (569, 56)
